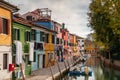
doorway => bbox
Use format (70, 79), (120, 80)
(42, 55), (45, 68)
(37, 54), (40, 68)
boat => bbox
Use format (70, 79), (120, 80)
(69, 66), (81, 76)
(69, 65), (92, 77)
(80, 66), (92, 76)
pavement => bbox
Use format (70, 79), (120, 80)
(26, 57), (74, 80)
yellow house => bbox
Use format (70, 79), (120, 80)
(44, 31), (56, 67)
(0, 1), (19, 79)
(84, 39), (95, 54)
(73, 34), (77, 52)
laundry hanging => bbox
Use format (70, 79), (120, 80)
(15, 41), (23, 65)
(29, 42), (34, 61)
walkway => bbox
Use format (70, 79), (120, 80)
(26, 57), (75, 80)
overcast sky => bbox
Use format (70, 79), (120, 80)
(6, 0), (92, 38)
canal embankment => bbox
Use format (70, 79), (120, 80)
(100, 56), (120, 71)
(47, 57), (81, 80)
(26, 56), (81, 80)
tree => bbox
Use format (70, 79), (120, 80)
(88, 0), (120, 59)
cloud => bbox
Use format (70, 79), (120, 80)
(5, 0), (92, 38)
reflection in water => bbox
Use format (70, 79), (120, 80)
(84, 75), (89, 80)
(63, 57), (120, 80)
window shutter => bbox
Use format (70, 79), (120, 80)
(12, 28), (15, 40)
(29, 32), (31, 41)
(33, 52), (36, 62)
(18, 29), (20, 40)
(34, 30), (36, 40)
(3, 18), (8, 34)
(0, 18), (3, 33)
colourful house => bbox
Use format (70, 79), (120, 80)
(73, 34), (77, 52)
(30, 26), (45, 70)
(53, 21), (63, 61)
(44, 31), (56, 67)
(31, 22), (56, 68)
(12, 16), (32, 78)
(21, 8), (57, 67)
(69, 33), (74, 52)
(31, 22), (56, 70)
(77, 37), (85, 54)
(0, 1), (19, 79)
(61, 24), (69, 59)
(84, 39), (96, 55)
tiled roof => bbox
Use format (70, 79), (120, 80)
(13, 17), (32, 27)
(13, 15), (57, 33)
(0, 0), (19, 12)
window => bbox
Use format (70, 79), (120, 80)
(82, 40), (84, 42)
(52, 35), (55, 43)
(40, 32), (44, 41)
(64, 40), (65, 45)
(25, 31), (31, 41)
(3, 54), (8, 69)
(13, 28), (20, 40)
(0, 17), (9, 34)
(60, 39), (62, 44)
(26, 16), (32, 21)
(33, 52), (36, 62)
(82, 45), (84, 47)
(56, 38), (59, 44)
(45, 33), (49, 43)
(31, 29), (36, 40)
(34, 42), (43, 50)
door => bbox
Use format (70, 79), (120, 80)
(37, 54), (40, 68)
(42, 55), (45, 68)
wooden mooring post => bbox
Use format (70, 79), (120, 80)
(56, 61), (62, 80)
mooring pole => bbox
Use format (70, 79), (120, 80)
(48, 60), (54, 80)
(64, 60), (68, 70)
(56, 61), (62, 79)
(67, 59), (70, 69)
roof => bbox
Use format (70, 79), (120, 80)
(31, 22), (57, 34)
(15, 14), (58, 34)
(0, 0), (19, 12)
(13, 16), (32, 27)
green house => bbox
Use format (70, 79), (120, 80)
(12, 16), (32, 79)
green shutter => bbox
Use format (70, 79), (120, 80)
(12, 28), (15, 40)
(29, 32), (31, 41)
(34, 52), (36, 62)
(18, 29), (20, 40)
(34, 30), (36, 40)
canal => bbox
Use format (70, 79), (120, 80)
(62, 57), (120, 80)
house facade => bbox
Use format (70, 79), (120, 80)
(61, 25), (69, 60)
(77, 37), (85, 55)
(12, 16), (32, 79)
(0, 1), (19, 79)
(69, 33), (75, 54)
(54, 21), (63, 61)
(21, 8), (57, 67)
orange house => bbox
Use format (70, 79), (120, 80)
(0, 1), (19, 79)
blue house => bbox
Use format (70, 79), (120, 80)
(35, 21), (54, 30)
(31, 25), (46, 71)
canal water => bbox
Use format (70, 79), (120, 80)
(62, 57), (120, 80)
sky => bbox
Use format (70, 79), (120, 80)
(5, 0), (92, 38)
